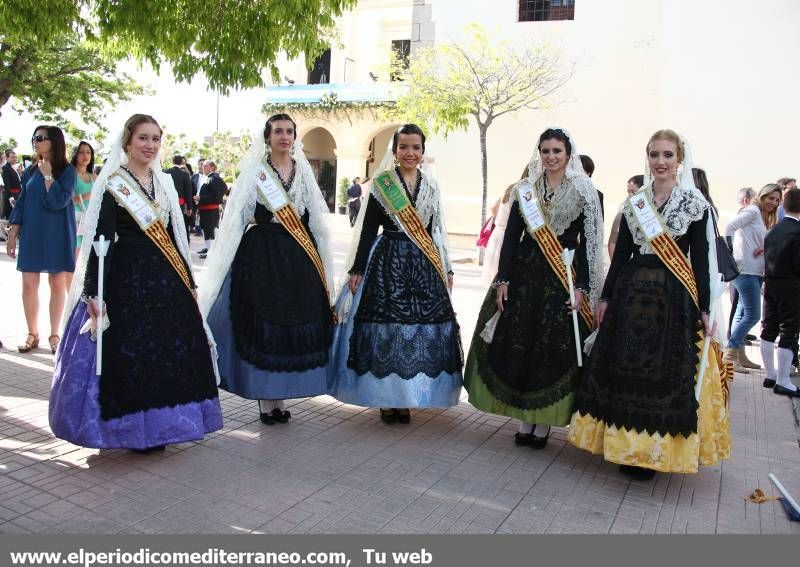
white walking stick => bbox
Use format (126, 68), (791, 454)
(562, 248), (583, 368)
(695, 275), (723, 401)
(92, 235), (110, 376)
(768, 474), (800, 518)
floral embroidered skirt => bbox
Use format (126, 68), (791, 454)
(567, 258), (730, 473)
(50, 241), (222, 450)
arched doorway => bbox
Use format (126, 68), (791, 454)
(365, 125), (402, 180)
(301, 127), (337, 212)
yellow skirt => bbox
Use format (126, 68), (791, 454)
(567, 340), (731, 474)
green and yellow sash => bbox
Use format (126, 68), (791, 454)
(515, 180), (593, 328)
(106, 171), (192, 292)
(256, 163), (333, 309)
(373, 170), (447, 285)
(626, 189), (700, 308)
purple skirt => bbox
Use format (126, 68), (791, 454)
(49, 302), (223, 450)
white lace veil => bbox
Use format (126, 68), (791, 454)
(638, 132), (725, 340)
(516, 127), (605, 311)
(341, 127), (452, 288)
(61, 122), (220, 379)
(198, 128), (335, 316)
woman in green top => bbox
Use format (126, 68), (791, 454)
(71, 141), (96, 253)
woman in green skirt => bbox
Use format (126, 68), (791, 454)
(464, 128), (604, 448)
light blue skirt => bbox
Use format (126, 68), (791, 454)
(331, 235), (463, 408)
(208, 272), (333, 400)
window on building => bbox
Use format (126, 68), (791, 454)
(519, 0), (575, 22)
(391, 39), (411, 81)
(307, 49), (331, 84)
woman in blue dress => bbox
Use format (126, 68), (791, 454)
(5, 125), (76, 354)
(333, 124), (463, 424)
(200, 114), (335, 425)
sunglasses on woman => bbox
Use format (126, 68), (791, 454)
(31, 134), (50, 143)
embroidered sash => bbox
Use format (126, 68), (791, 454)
(373, 170), (447, 285)
(626, 190), (699, 308)
(516, 181), (593, 328)
(105, 171), (193, 292)
(256, 163), (333, 306)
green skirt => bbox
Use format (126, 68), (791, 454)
(463, 236), (588, 425)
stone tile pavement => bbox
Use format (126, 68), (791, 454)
(0, 215), (799, 534)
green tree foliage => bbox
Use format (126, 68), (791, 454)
(394, 24), (572, 264)
(0, 0), (357, 133)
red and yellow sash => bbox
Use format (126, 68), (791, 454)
(373, 170), (447, 285)
(516, 181), (593, 328)
(106, 171), (192, 292)
(626, 190), (699, 308)
(256, 164), (333, 310)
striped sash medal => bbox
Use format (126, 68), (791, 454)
(373, 170), (447, 285)
(516, 180), (593, 328)
(255, 164), (333, 308)
(105, 171), (192, 292)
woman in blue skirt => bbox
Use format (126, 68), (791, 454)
(200, 114), (335, 425)
(333, 124), (463, 424)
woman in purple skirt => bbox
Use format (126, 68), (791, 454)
(49, 114), (222, 453)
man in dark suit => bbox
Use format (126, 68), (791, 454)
(2, 149), (22, 221)
(190, 158), (206, 235)
(347, 177), (362, 226)
(194, 160), (227, 259)
(760, 187), (800, 397)
(164, 155), (194, 243)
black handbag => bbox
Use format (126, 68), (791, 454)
(712, 211), (740, 282)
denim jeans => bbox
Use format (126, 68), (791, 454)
(727, 274), (763, 348)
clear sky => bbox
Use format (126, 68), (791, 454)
(1, 61), (271, 154)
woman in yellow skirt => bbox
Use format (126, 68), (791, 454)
(568, 129), (730, 480)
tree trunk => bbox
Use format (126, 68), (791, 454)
(478, 123), (489, 266)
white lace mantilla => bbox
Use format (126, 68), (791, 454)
(509, 170), (603, 310)
(624, 184), (709, 255)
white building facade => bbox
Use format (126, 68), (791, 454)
(268, 0), (799, 232)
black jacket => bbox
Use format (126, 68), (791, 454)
(2, 162), (21, 194)
(198, 172), (227, 206)
(163, 166), (193, 211)
(764, 216), (800, 281)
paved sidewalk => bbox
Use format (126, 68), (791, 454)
(1, 216), (799, 534)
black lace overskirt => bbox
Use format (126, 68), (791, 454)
(472, 235), (588, 409)
(572, 258), (702, 437)
(99, 241), (218, 420)
(348, 234), (463, 379)
(230, 223), (333, 372)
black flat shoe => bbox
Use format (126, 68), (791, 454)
(380, 408), (397, 424)
(514, 432), (533, 447)
(763, 378), (776, 388)
(773, 384), (800, 397)
(271, 408), (291, 423)
(260, 411), (276, 425)
(530, 432), (550, 450)
(619, 464), (656, 480)
(130, 445), (166, 455)
(395, 409), (410, 424)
